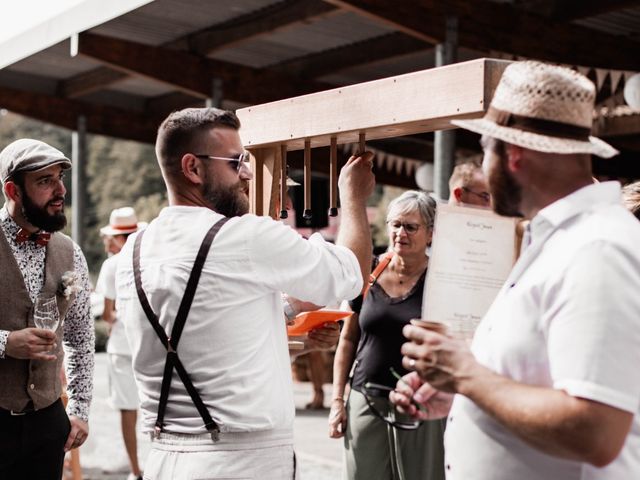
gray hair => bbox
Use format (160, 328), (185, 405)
(622, 181), (640, 221)
(386, 190), (437, 229)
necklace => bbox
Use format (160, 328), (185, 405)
(392, 259), (428, 285)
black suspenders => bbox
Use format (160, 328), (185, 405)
(132, 217), (230, 442)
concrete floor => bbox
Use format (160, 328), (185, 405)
(75, 352), (342, 479)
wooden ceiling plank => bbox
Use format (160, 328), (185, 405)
(274, 31), (430, 79)
(324, 0), (640, 70)
(186, 0), (338, 54)
(551, 0), (640, 21)
(58, 66), (127, 98)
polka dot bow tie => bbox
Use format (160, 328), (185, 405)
(16, 228), (51, 247)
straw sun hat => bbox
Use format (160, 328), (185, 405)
(100, 207), (145, 236)
(452, 61), (618, 158)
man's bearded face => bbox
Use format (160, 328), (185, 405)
(484, 140), (523, 218)
(20, 183), (67, 232)
(202, 169), (250, 218)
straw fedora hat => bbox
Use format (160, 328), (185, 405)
(452, 61), (618, 158)
(100, 207), (145, 236)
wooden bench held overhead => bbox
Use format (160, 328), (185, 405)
(236, 58), (510, 218)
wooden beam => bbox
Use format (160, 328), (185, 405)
(249, 148), (282, 216)
(324, 0), (640, 70)
(551, 0), (640, 21)
(61, 0), (338, 98)
(145, 92), (204, 116)
(0, 85), (159, 143)
(274, 32), (430, 79)
(186, 0), (338, 54)
(58, 66), (127, 98)
(75, 32), (331, 105)
(237, 58), (509, 151)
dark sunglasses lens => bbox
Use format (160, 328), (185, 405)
(227, 160), (240, 171)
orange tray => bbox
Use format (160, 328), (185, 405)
(287, 310), (351, 336)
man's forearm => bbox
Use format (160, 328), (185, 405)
(336, 199), (371, 290)
(460, 366), (632, 466)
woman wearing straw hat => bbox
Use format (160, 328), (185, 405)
(391, 61), (640, 480)
(96, 207), (146, 480)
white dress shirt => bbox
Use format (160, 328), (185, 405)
(116, 206), (362, 435)
(445, 182), (640, 480)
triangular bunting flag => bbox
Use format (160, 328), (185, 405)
(610, 70), (623, 94)
(577, 66), (591, 77)
(385, 154), (398, 173)
(394, 156), (405, 176)
(405, 159), (419, 177)
(595, 69), (608, 93)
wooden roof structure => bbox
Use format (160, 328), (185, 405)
(1, 0), (639, 189)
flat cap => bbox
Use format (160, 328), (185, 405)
(0, 139), (72, 184)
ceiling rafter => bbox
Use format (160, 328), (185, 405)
(60, 0), (338, 98)
(324, 0), (640, 70)
(553, 0), (640, 20)
(183, 0), (339, 54)
(74, 32), (332, 105)
(0, 85), (159, 143)
(273, 31), (431, 79)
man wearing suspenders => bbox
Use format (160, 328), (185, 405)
(116, 108), (374, 479)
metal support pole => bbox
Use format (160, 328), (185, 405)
(71, 115), (87, 250)
(434, 16), (458, 201)
(206, 78), (224, 108)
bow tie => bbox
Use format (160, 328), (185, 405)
(16, 228), (51, 247)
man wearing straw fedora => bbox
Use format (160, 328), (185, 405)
(115, 108), (374, 479)
(97, 207), (146, 480)
(391, 61), (640, 479)
(0, 139), (94, 478)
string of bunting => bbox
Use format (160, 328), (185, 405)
(488, 51), (638, 101)
(342, 143), (422, 178)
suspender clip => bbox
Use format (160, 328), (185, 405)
(153, 425), (162, 439)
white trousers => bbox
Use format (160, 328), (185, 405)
(143, 429), (298, 480)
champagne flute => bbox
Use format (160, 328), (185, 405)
(34, 295), (60, 354)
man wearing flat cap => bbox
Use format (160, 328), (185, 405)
(0, 139), (94, 478)
(392, 61), (640, 479)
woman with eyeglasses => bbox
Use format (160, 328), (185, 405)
(329, 190), (445, 480)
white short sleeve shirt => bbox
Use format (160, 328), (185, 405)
(444, 182), (640, 480)
(116, 206), (362, 435)
(96, 253), (131, 355)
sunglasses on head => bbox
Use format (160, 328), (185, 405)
(361, 381), (423, 430)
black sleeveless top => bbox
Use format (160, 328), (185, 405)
(350, 258), (426, 393)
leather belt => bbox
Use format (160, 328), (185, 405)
(1, 401), (35, 416)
